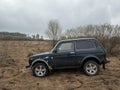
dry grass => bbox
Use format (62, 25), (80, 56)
(0, 41), (120, 90)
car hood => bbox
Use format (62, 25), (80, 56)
(31, 51), (51, 59)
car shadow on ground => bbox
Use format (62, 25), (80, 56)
(49, 68), (84, 76)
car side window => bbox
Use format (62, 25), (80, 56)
(76, 40), (96, 50)
(57, 42), (74, 53)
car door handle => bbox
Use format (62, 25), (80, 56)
(69, 52), (75, 54)
(68, 52), (75, 56)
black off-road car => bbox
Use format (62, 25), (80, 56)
(26, 38), (109, 77)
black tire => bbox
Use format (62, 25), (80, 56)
(83, 60), (99, 76)
(32, 63), (49, 77)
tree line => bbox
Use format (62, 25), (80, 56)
(0, 32), (43, 40)
(46, 20), (120, 55)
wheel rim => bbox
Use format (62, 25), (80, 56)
(35, 65), (46, 76)
(86, 63), (97, 75)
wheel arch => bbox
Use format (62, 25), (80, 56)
(81, 56), (101, 67)
(31, 59), (52, 70)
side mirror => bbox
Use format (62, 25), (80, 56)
(53, 49), (57, 53)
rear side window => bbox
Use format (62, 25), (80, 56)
(75, 40), (96, 50)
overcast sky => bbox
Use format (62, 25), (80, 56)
(0, 0), (120, 36)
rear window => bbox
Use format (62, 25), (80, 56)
(75, 40), (96, 50)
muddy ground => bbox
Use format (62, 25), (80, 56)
(0, 41), (120, 90)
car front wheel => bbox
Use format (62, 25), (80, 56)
(83, 61), (99, 76)
(32, 63), (48, 77)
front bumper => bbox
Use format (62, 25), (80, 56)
(26, 57), (33, 68)
(26, 65), (30, 68)
(26, 62), (31, 68)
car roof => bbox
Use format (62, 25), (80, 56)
(59, 38), (96, 42)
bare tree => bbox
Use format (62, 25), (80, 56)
(63, 24), (120, 55)
(46, 20), (61, 47)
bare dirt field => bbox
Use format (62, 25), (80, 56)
(0, 41), (120, 90)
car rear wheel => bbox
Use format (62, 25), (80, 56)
(83, 61), (99, 76)
(32, 63), (48, 77)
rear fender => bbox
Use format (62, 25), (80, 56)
(81, 55), (101, 64)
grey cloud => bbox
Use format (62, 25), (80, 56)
(0, 0), (119, 36)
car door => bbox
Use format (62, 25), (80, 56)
(52, 41), (76, 68)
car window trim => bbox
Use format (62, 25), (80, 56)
(57, 41), (75, 53)
(75, 40), (96, 51)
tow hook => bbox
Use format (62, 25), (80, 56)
(103, 61), (110, 69)
(103, 63), (105, 69)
